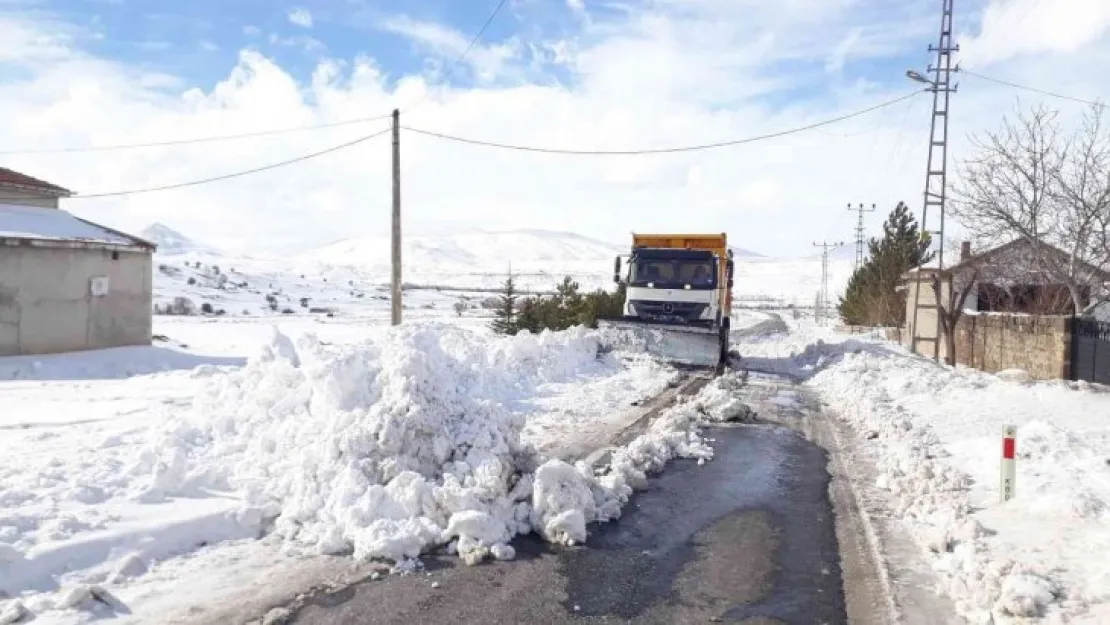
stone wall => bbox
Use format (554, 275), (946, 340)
(954, 314), (1071, 380)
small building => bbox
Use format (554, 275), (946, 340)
(0, 167), (157, 356)
(903, 239), (1110, 362)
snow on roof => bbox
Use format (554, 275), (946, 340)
(0, 203), (153, 249)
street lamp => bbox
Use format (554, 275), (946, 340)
(905, 69), (933, 85)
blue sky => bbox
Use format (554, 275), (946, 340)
(47, 0), (946, 104)
(1, 0), (1108, 255)
(56, 0), (582, 88)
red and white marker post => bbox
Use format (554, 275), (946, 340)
(1000, 425), (1017, 502)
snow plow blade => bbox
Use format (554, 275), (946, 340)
(597, 317), (723, 370)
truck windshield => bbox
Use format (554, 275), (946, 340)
(630, 258), (716, 289)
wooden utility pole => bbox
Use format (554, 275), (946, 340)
(391, 108), (402, 326)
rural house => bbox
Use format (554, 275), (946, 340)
(903, 239), (1110, 381)
(0, 167), (157, 356)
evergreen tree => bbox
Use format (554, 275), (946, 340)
(490, 269), (518, 335)
(515, 296), (543, 334)
(838, 201), (934, 326)
(577, 283), (626, 328)
(545, 277), (583, 331)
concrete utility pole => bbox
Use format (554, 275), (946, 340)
(391, 108), (402, 326)
(813, 241), (844, 323)
(907, 0), (959, 361)
(847, 202), (876, 272)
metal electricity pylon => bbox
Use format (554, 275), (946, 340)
(847, 202), (876, 272)
(907, 0), (959, 361)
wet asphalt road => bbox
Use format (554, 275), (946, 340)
(287, 422), (847, 625)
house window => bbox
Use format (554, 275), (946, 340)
(111, 251), (119, 261)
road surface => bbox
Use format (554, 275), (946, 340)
(278, 387), (858, 624)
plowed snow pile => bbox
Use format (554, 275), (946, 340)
(735, 318), (1110, 625)
(133, 323), (738, 566)
(132, 324), (550, 565)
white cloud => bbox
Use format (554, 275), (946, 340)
(960, 0), (1110, 66)
(269, 32), (326, 53)
(381, 14), (521, 84)
(0, 3), (1108, 257)
(287, 8), (313, 29)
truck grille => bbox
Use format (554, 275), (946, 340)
(630, 300), (708, 323)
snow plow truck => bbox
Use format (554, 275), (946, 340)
(598, 233), (734, 372)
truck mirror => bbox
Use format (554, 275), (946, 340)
(613, 256), (621, 283)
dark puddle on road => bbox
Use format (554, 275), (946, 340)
(560, 423), (846, 624)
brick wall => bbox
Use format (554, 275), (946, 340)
(954, 314), (1071, 380)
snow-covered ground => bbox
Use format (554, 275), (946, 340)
(6, 248), (1108, 625)
(735, 317), (1110, 625)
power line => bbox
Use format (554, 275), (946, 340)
(402, 0), (511, 116)
(401, 90), (926, 155)
(962, 69), (1107, 109)
(0, 114), (393, 156)
(0, 126), (392, 201)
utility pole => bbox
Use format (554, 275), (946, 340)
(813, 240), (844, 323)
(391, 108), (402, 326)
(906, 0), (959, 361)
(847, 203), (876, 272)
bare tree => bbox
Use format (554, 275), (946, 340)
(927, 240), (986, 365)
(931, 268), (979, 366)
(953, 103), (1110, 315)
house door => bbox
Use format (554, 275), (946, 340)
(1072, 318), (1110, 385)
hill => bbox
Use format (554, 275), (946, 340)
(141, 223), (219, 256)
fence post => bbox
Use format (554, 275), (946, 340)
(1001, 425), (1016, 502)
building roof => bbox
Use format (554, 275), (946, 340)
(0, 203), (155, 251)
(0, 167), (74, 197)
(904, 238), (1110, 282)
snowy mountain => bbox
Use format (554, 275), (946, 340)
(302, 230), (765, 273)
(141, 223), (219, 256)
(298, 230), (623, 289)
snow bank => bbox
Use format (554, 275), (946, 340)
(765, 328), (1110, 624)
(133, 323), (609, 566)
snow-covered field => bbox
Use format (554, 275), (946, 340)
(735, 318), (1110, 625)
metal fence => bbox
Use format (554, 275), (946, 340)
(1072, 318), (1110, 385)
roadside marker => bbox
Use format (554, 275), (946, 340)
(1001, 425), (1016, 502)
